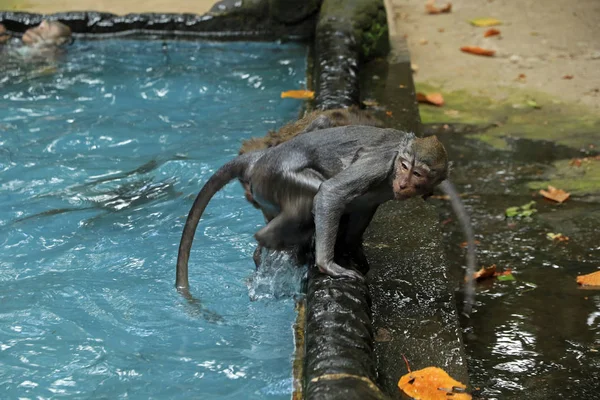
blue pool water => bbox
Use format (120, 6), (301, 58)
(0, 39), (308, 399)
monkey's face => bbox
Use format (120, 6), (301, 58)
(22, 20), (71, 47)
(392, 157), (434, 200)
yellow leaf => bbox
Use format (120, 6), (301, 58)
(398, 367), (471, 399)
(469, 17), (502, 27)
(280, 90), (314, 100)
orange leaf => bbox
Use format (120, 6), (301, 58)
(398, 366), (471, 400)
(562, 75), (574, 80)
(460, 46), (496, 56)
(467, 264), (497, 282)
(280, 90), (314, 100)
(494, 268), (513, 277)
(577, 270), (600, 287)
(425, 0), (452, 14)
(416, 92), (445, 106)
(386, 110), (393, 117)
(483, 28), (501, 37)
(570, 158), (582, 167)
(460, 240), (481, 248)
(539, 185), (570, 203)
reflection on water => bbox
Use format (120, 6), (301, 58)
(0, 39), (308, 399)
(430, 128), (600, 399)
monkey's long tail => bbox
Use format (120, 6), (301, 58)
(176, 154), (253, 294)
(440, 180), (477, 316)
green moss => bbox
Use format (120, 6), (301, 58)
(527, 159), (600, 196)
(415, 82), (600, 150)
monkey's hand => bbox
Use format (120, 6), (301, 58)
(317, 260), (364, 281)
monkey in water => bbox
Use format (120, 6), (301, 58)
(176, 125), (477, 313)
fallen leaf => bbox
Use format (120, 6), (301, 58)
(484, 28), (501, 37)
(539, 185), (570, 203)
(280, 90), (314, 100)
(425, 0), (452, 14)
(469, 17), (502, 27)
(496, 269), (516, 281)
(398, 367), (471, 400)
(469, 265), (497, 282)
(577, 270), (600, 287)
(438, 28), (445, 32)
(460, 46), (496, 56)
(506, 201), (537, 218)
(386, 111), (393, 117)
(546, 232), (569, 242)
(416, 92), (445, 106)
(419, 38), (429, 45)
(460, 240), (481, 248)
(562, 75), (574, 80)
(526, 99), (541, 109)
(570, 158), (582, 167)
(362, 99), (379, 107)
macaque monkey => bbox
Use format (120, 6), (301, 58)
(238, 107), (385, 267)
(0, 24), (9, 44)
(176, 125), (477, 312)
(21, 20), (72, 48)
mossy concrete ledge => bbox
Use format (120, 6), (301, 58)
(305, 1), (469, 397)
(313, 0), (389, 110)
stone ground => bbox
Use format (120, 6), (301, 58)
(387, 0), (600, 111)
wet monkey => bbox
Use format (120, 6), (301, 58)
(176, 126), (477, 312)
(238, 107), (385, 266)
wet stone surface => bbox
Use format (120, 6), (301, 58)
(428, 125), (600, 399)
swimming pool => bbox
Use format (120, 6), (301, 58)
(0, 39), (307, 399)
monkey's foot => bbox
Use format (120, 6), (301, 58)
(317, 262), (364, 281)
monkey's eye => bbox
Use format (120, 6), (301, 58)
(412, 170), (422, 178)
(401, 161), (410, 170)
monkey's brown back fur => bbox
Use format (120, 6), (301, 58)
(238, 106), (384, 155)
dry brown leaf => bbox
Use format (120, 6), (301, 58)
(398, 366), (471, 399)
(547, 232), (569, 242)
(577, 270), (600, 287)
(280, 90), (314, 100)
(562, 75), (574, 80)
(570, 158), (582, 167)
(484, 28), (501, 37)
(539, 185), (570, 203)
(386, 111), (393, 117)
(425, 0), (452, 14)
(460, 46), (496, 56)
(468, 265), (497, 282)
(416, 92), (445, 106)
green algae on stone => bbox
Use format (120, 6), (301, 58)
(528, 159), (600, 196)
(414, 82), (600, 150)
(319, 0), (389, 60)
